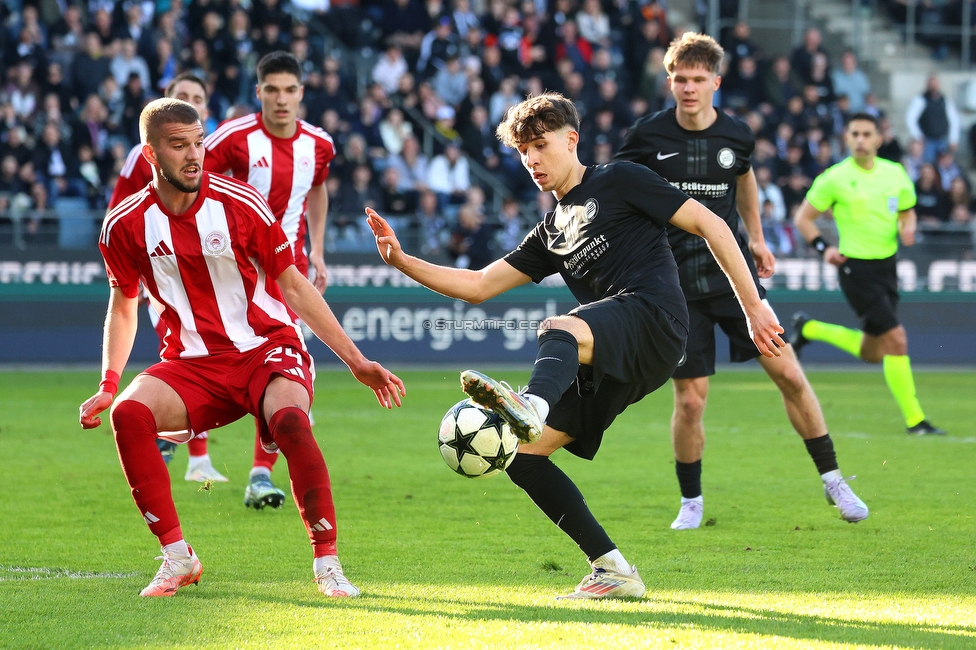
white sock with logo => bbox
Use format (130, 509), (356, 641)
(249, 467), (271, 480)
(524, 393), (550, 422)
(162, 539), (190, 558)
(313, 555), (341, 576)
(821, 469), (842, 483)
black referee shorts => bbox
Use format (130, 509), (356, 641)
(672, 291), (773, 379)
(838, 255), (900, 336)
(545, 292), (687, 460)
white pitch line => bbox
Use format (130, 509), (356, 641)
(0, 565), (138, 581)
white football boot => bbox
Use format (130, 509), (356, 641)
(460, 370), (543, 443)
(824, 475), (869, 522)
(670, 495), (704, 530)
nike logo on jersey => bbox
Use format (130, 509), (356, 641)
(252, 156), (270, 168)
(656, 151), (679, 160)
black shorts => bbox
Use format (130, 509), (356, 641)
(545, 293), (687, 460)
(672, 292), (776, 379)
(838, 256), (900, 336)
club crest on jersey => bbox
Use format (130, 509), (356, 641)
(547, 203), (593, 254)
(717, 148), (735, 169)
(203, 230), (229, 257)
(298, 156), (313, 173)
(583, 198), (599, 222)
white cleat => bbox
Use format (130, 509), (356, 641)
(824, 476), (869, 522)
(460, 369), (543, 443)
(670, 496), (704, 530)
(557, 566), (646, 600)
(185, 458), (229, 483)
(315, 564), (361, 598)
(139, 546), (203, 597)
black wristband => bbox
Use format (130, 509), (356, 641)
(810, 236), (829, 257)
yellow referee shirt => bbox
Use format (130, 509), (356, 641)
(805, 157), (916, 259)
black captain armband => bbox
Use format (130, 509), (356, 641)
(810, 236), (830, 257)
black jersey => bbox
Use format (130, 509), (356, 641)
(504, 162), (690, 328)
(614, 108), (759, 300)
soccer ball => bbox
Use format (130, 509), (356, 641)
(438, 399), (519, 479)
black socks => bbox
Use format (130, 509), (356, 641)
(675, 460), (702, 499)
(525, 329), (579, 406)
(804, 434), (839, 475)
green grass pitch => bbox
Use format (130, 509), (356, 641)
(1, 368), (974, 649)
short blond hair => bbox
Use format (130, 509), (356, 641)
(664, 32), (724, 75)
(139, 98), (201, 146)
(495, 92), (580, 149)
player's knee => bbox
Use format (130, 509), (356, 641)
(771, 362), (808, 398)
(537, 316), (575, 338)
(674, 389), (706, 422)
(268, 407), (311, 443)
(110, 399), (157, 439)
(506, 452), (552, 489)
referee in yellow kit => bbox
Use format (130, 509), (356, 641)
(791, 112), (945, 436)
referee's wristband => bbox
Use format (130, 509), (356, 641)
(810, 236), (830, 257)
(99, 369), (120, 396)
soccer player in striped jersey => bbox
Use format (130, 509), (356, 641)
(203, 52), (336, 509)
(109, 72), (229, 484)
(80, 98), (404, 598)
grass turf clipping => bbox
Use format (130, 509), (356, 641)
(1, 369), (974, 649)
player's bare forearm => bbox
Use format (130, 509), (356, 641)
(898, 208), (917, 246)
(80, 288), (138, 428)
(366, 207), (529, 303)
(793, 200), (823, 243)
(670, 199), (784, 356)
(278, 265), (405, 407)
(307, 183), (328, 293)
(736, 170), (775, 277)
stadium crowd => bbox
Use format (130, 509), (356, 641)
(0, 0), (972, 266)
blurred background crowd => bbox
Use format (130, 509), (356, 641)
(0, 0), (973, 269)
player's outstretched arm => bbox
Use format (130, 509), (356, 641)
(366, 207), (531, 303)
(276, 265), (405, 408)
(79, 288), (139, 428)
(795, 200), (847, 266)
(670, 199), (785, 358)
(736, 169), (775, 278)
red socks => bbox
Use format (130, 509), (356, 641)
(252, 420), (280, 471)
(268, 407), (337, 556)
(111, 400), (182, 546)
(187, 431), (208, 457)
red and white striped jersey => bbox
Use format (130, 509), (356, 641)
(99, 171), (303, 359)
(109, 144), (152, 211)
(203, 114), (335, 275)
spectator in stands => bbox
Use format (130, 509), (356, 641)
(723, 55), (764, 112)
(756, 165), (787, 224)
(495, 196), (525, 251)
(111, 37), (152, 92)
(433, 104), (460, 141)
(828, 94), (852, 139)
(32, 121), (73, 202)
(914, 163), (949, 224)
(489, 76), (520, 125)
(947, 177), (975, 215)
(780, 168), (811, 215)
(808, 53), (834, 104)
(383, 0), (433, 68)
(0, 154), (24, 197)
(50, 3), (86, 55)
(21, 180), (56, 247)
(906, 75), (960, 164)
(578, 0), (612, 51)
(379, 166), (419, 216)
(386, 135), (430, 192)
(72, 32), (113, 103)
(91, 8), (116, 48)
(334, 163), (382, 240)
(830, 49), (870, 112)
(350, 97), (387, 157)
(447, 204), (497, 269)
(480, 44), (507, 98)
(335, 133), (375, 184)
(763, 55), (802, 110)
(456, 76), (488, 131)
(373, 43), (410, 96)
(379, 107), (414, 156)
(637, 47), (668, 111)
(460, 104), (500, 169)
(935, 149), (962, 192)
(1, 125), (33, 167)
(417, 16), (460, 79)
(762, 197), (793, 256)
(451, 0), (481, 39)
(790, 27), (828, 85)
(723, 21), (762, 67)
(427, 139), (470, 211)
(555, 20), (593, 74)
(414, 188), (448, 255)
(903, 139), (925, 181)
(43, 62), (76, 115)
(432, 55), (469, 106)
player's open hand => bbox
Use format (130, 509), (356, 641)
(351, 359), (406, 409)
(79, 391), (114, 429)
(365, 208), (405, 269)
(749, 240), (776, 278)
(746, 302), (786, 358)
